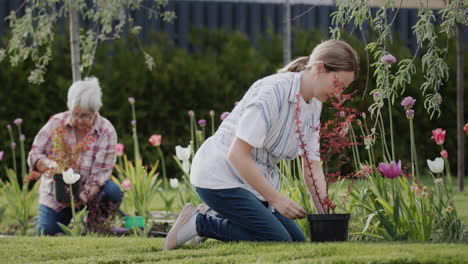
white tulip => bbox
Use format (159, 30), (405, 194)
(62, 168), (81, 184)
(427, 157), (444, 174)
(169, 178), (179, 188)
(175, 145), (191, 173)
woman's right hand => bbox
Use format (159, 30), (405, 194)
(36, 158), (60, 175)
(271, 194), (307, 220)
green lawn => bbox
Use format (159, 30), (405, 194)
(0, 236), (467, 264)
(1, 177), (467, 263)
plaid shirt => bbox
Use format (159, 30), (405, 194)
(28, 111), (117, 212)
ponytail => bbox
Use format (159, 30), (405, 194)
(277, 56), (310, 73)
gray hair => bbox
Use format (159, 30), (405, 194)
(67, 77), (103, 112)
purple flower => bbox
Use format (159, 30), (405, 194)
(361, 112), (366, 119)
(198, 119), (206, 127)
(10, 142), (16, 149)
(401, 96), (416, 109)
(19, 134), (25, 141)
(209, 110), (215, 117)
(339, 111), (346, 118)
(378, 160), (402, 179)
(220, 112), (230, 121)
(373, 92), (380, 101)
(131, 120), (136, 127)
(128, 97), (135, 104)
(381, 54), (397, 64)
(14, 118), (23, 126)
(188, 110), (195, 117)
(405, 109), (414, 119)
(6, 124), (11, 131)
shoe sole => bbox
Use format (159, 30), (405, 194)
(163, 203), (196, 251)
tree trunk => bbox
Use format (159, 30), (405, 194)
(69, 0), (81, 82)
(456, 22), (464, 192)
(283, 0), (291, 65)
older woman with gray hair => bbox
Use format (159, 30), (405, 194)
(28, 77), (122, 235)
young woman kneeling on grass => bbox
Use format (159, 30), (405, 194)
(164, 40), (359, 251)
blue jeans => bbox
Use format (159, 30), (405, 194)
(195, 187), (306, 242)
(37, 180), (123, 235)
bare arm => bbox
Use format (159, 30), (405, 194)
(302, 158), (328, 214)
(228, 137), (306, 220)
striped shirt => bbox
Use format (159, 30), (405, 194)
(28, 111), (117, 212)
(190, 71), (322, 200)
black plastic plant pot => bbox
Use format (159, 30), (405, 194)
(54, 174), (80, 203)
(307, 213), (350, 242)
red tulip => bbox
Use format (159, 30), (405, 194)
(149, 134), (162, 147)
(431, 128), (446, 145)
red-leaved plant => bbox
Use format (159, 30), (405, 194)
(49, 124), (95, 171)
(294, 74), (358, 214)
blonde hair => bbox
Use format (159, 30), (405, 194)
(278, 40), (359, 76)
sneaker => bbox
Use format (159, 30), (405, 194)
(163, 203), (198, 251)
(186, 203), (217, 245)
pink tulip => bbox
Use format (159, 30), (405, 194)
(378, 160), (402, 179)
(149, 134), (162, 147)
(0, 151), (4, 161)
(122, 178), (131, 191)
(464, 123), (468, 134)
(440, 150), (448, 159)
(115, 143), (124, 156)
(431, 128), (446, 145)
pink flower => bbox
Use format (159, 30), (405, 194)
(10, 142), (16, 148)
(339, 111), (345, 118)
(401, 96), (416, 109)
(440, 150), (448, 159)
(378, 160), (402, 179)
(6, 124), (11, 131)
(149, 134), (162, 147)
(14, 118), (23, 126)
(115, 143), (124, 157)
(128, 97), (135, 104)
(19, 134), (25, 141)
(0, 151), (4, 161)
(198, 119), (206, 127)
(220, 112), (230, 120)
(464, 123), (468, 134)
(122, 178), (131, 191)
(381, 54), (396, 64)
(431, 128), (446, 145)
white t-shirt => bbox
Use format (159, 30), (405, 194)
(190, 71), (322, 201)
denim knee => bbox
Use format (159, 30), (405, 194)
(100, 180), (123, 204)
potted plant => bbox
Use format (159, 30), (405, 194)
(293, 75), (353, 242)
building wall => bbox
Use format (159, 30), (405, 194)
(0, 0), (465, 52)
